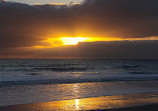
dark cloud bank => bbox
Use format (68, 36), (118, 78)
(0, 0), (158, 59)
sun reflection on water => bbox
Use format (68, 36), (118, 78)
(31, 92), (158, 111)
(75, 99), (80, 109)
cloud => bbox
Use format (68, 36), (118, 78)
(0, 40), (158, 59)
(82, 0), (158, 38)
(77, 40), (158, 59)
(0, 0), (158, 58)
(1, 0), (158, 48)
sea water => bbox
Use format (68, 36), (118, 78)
(0, 59), (158, 106)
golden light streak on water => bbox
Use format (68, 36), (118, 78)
(75, 99), (80, 110)
(1, 93), (157, 111)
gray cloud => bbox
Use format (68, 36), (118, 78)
(77, 40), (158, 59)
(0, 0), (158, 59)
(1, 0), (158, 48)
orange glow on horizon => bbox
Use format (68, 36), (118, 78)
(33, 37), (122, 48)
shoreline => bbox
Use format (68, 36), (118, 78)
(0, 81), (158, 106)
(0, 92), (157, 111)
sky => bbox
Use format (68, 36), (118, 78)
(6, 0), (83, 5)
(0, 0), (158, 59)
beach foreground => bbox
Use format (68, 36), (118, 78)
(91, 104), (158, 111)
(0, 92), (157, 111)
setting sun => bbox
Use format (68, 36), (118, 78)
(33, 37), (127, 48)
(60, 37), (91, 45)
(33, 36), (158, 49)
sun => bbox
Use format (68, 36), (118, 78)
(33, 36), (127, 48)
(60, 37), (90, 45)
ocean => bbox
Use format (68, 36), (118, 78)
(0, 59), (158, 106)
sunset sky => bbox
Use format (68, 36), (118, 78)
(0, 0), (158, 59)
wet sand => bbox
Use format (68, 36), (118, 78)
(0, 92), (157, 111)
(1, 81), (158, 106)
(91, 104), (158, 111)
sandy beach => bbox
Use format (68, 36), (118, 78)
(0, 92), (157, 111)
(91, 104), (158, 111)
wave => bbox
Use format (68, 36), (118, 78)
(26, 73), (43, 76)
(129, 72), (158, 74)
(0, 59), (158, 87)
(121, 65), (144, 69)
(32, 67), (88, 71)
(1, 67), (89, 72)
(0, 77), (158, 87)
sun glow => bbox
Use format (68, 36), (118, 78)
(60, 37), (91, 45)
(33, 37), (124, 48)
(33, 36), (158, 49)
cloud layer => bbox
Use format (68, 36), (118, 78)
(0, 0), (158, 59)
(1, 40), (158, 59)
